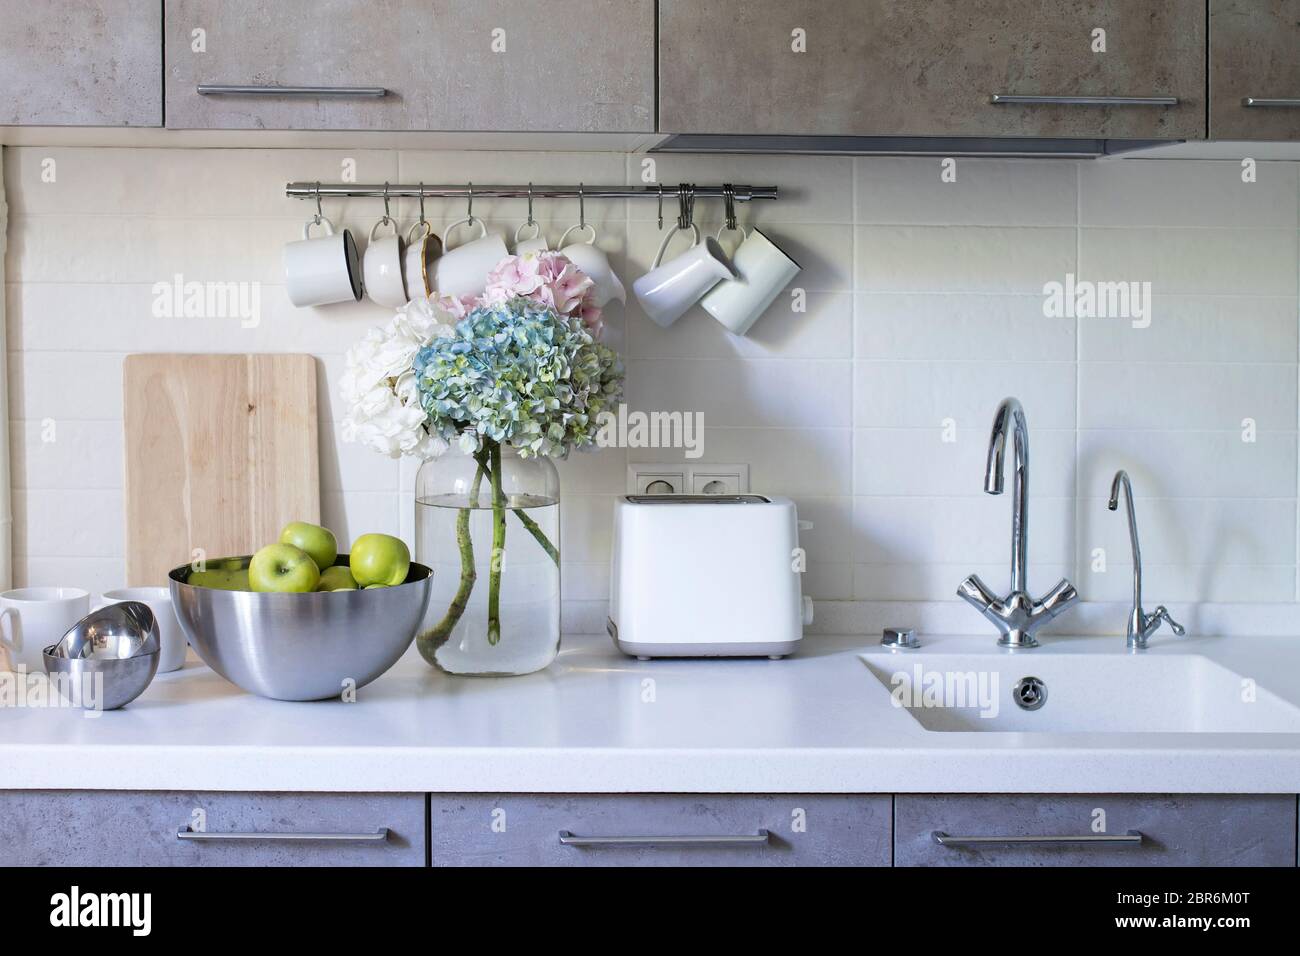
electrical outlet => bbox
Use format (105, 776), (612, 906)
(627, 464), (686, 495)
(627, 463), (750, 495)
(688, 463), (750, 495)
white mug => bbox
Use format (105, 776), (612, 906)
(558, 223), (626, 308)
(403, 221), (443, 301)
(431, 218), (508, 299)
(0, 587), (90, 673)
(632, 224), (735, 328)
(700, 227), (802, 336)
(100, 588), (187, 673)
(363, 217), (408, 309)
(514, 220), (549, 257)
(283, 216), (363, 308)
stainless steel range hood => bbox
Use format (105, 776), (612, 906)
(651, 134), (1174, 159)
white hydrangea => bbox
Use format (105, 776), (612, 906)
(339, 297), (455, 460)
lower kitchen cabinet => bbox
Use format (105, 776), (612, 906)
(895, 794), (1298, 867)
(0, 791), (424, 867)
(430, 794), (892, 866)
(4, 791), (1297, 865)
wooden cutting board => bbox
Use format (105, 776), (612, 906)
(123, 354), (320, 586)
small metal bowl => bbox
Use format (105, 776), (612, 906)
(49, 602), (160, 661)
(43, 645), (159, 710)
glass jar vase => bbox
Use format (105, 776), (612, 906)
(414, 440), (561, 676)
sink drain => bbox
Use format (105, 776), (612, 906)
(1013, 676), (1047, 711)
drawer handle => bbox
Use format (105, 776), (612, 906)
(1243, 98), (1300, 108)
(177, 825), (390, 843)
(558, 829), (770, 848)
(990, 94), (1178, 107)
(933, 830), (1143, 847)
(197, 85), (388, 98)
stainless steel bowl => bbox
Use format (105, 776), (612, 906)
(43, 645), (159, 710)
(50, 601), (160, 660)
(168, 555), (433, 701)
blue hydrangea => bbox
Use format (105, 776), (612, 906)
(413, 298), (624, 459)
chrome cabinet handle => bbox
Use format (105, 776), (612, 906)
(558, 829), (770, 848)
(197, 85), (388, 97)
(933, 830), (1143, 847)
(1243, 98), (1300, 108)
(990, 94), (1178, 107)
(177, 825), (390, 843)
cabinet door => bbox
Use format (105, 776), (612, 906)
(1210, 0), (1300, 140)
(0, 791), (425, 866)
(164, 0), (654, 132)
(896, 794), (1297, 867)
(0, 0), (162, 126)
(431, 794), (891, 866)
(660, 0), (1205, 140)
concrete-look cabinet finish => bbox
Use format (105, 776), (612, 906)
(0, 0), (162, 126)
(163, 0), (655, 132)
(1210, 0), (1300, 141)
(430, 794), (892, 866)
(660, 0), (1206, 140)
(0, 792), (424, 866)
(896, 794), (1298, 867)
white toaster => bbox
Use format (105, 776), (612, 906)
(608, 494), (812, 659)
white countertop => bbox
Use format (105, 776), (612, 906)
(5, 631), (1300, 794)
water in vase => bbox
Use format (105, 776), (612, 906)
(416, 492), (560, 676)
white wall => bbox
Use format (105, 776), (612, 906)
(4, 147), (1299, 616)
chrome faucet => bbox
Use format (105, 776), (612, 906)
(957, 398), (1078, 648)
(1108, 470), (1184, 649)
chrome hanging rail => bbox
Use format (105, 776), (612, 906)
(285, 182), (779, 202)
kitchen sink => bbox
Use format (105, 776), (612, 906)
(861, 652), (1300, 733)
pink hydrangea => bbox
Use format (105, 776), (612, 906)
(482, 251), (603, 334)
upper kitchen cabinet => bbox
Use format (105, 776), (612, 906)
(163, 0), (655, 132)
(0, 0), (162, 126)
(660, 0), (1206, 141)
(1210, 0), (1300, 140)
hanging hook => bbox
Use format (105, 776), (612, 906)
(381, 182), (392, 226)
(313, 181), (323, 225)
(466, 182), (474, 226)
(417, 182), (427, 226)
(657, 184), (664, 230)
(526, 182), (535, 227)
(578, 182), (586, 231)
(723, 183), (738, 232)
(677, 183), (695, 230)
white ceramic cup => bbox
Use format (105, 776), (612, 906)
(403, 221), (443, 301)
(632, 224), (735, 328)
(100, 587), (187, 673)
(283, 216), (363, 307)
(431, 217), (508, 299)
(514, 220), (549, 257)
(0, 587), (90, 673)
(700, 226), (802, 336)
(363, 217), (408, 309)
(558, 223), (626, 308)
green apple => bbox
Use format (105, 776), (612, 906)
(349, 533), (410, 587)
(279, 521), (338, 572)
(249, 543), (320, 593)
(317, 565), (358, 592)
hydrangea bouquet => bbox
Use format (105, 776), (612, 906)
(340, 251), (623, 665)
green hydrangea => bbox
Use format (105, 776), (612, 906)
(413, 298), (624, 459)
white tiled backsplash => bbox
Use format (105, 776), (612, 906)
(4, 148), (1299, 616)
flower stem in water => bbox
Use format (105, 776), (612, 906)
(487, 440), (506, 646)
(415, 454), (486, 664)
